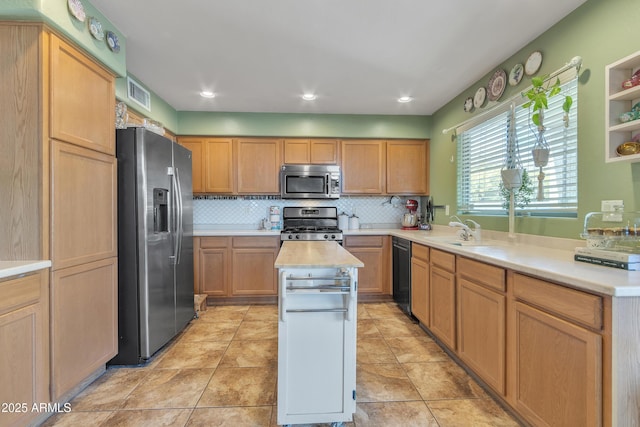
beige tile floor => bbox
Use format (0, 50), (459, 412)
(42, 303), (521, 427)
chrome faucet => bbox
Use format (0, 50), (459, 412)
(448, 216), (482, 242)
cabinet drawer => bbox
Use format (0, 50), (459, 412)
(513, 273), (602, 330)
(430, 249), (455, 272)
(0, 273), (41, 314)
(232, 236), (279, 248)
(199, 236), (230, 248)
(457, 257), (505, 292)
(412, 243), (429, 262)
(344, 235), (384, 247)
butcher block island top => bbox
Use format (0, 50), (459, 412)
(275, 241), (364, 269)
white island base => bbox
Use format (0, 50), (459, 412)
(275, 242), (364, 427)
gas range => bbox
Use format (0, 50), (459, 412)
(280, 207), (343, 243)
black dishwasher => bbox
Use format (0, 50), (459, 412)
(392, 237), (412, 316)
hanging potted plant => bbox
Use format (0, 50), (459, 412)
(522, 75), (572, 199)
(501, 104), (523, 190)
(499, 169), (534, 211)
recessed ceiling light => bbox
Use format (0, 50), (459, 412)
(301, 93), (317, 101)
(200, 91), (216, 98)
(398, 96), (413, 103)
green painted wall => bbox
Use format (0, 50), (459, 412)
(177, 112), (431, 139)
(0, 0), (126, 77)
(430, 0), (640, 239)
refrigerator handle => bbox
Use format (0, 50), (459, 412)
(174, 167), (184, 264)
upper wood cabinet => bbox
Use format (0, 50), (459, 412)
(341, 140), (386, 194)
(386, 140), (429, 195)
(236, 138), (282, 194)
(178, 137), (234, 194)
(177, 137), (205, 193)
(50, 35), (115, 155)
(284, 139), (339, 164)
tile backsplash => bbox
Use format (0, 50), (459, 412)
(193, 196), (422, 229)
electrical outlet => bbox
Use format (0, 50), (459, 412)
(445, 205), (450, 216)
(601, 199), (623, 222)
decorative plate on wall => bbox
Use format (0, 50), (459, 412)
(525, 51), (543, 76)
(68, 0), (86, 22)
(106, 31), (120, 53)
(464, 97), (474, 113)
(509, 63), (524, 86)
(487, 69), (507, 101)
(88, 17), (104, 41)
(473, 87), (487, 109)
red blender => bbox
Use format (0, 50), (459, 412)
(401, 199), (419, 230)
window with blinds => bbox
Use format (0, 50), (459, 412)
(456, 78), (578, 216)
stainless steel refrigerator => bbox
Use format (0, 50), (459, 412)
(110, 127), (194, 365)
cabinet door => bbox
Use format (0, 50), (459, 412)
(205, 138), (234, 193)
(199, 248), (229, 297)
(178, 138), (205, 193)
(457, 277), (506, 395)
(341, 140), (385, 194)
(50, 35), (115, 154)
(283, 139), (310, 164)
(51, 257), (118, 400)
(510, 302), (601, 427)
(51, 141), (117, 270)
(429, 265), (456, 350)
(231, 247), (278, 295)
(347, 247), (385, 294)
(410, 256), (429, 324)
(0, 271), (49, 426)
(386, 140), (429, 195)
(236, 138), (282, 194)
(310, 139), (339, 164)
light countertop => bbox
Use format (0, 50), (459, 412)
(195, 225), (640, 297)
(276, 241), (364, 269)
(0, 260), (51, 280)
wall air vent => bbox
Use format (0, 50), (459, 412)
(127, 77), (151, 111)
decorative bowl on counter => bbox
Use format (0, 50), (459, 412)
(581, 211), (640, 251)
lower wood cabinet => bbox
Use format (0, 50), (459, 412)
(195, 236), (279, 299)
(0, 270), (49, 427)
(410, 243), (429, 324)
(50, 257), (117, 400)
(429, 249), (456, 350)
(456, 257), (506, 395)
(231, 237), (278, 296)
(509, 273), (602, 427)
(343, 235), (391, 295)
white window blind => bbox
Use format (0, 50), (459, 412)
(457, 78), (578, 216)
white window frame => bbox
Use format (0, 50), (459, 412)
(456, 78), (578, 217)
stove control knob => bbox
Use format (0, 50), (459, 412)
(324, 234), (329, 240)
(331, 234), (336, 240)
(295, 235), (300, 240)
(288, 235), (293, 240)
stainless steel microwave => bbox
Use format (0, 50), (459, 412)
(280, 164), (341, 199)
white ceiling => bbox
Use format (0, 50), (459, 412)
(91, 0), (587, 115)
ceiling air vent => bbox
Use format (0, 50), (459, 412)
(127, 77), (151, 111)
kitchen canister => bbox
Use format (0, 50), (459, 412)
(269, 206), (281, 230)
(338, 212), (349, 230)
(349, 214), (360, 230)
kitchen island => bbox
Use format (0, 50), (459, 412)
(275, 241), (363, 427)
